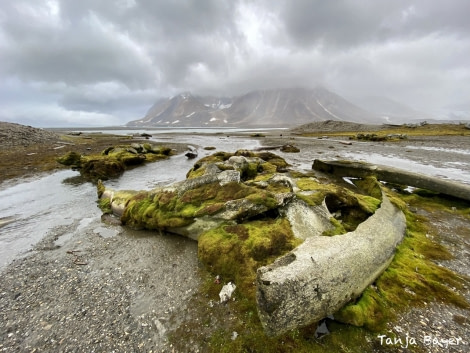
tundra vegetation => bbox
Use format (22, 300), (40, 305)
(95, 148), (469, 352)
(296, 122), (470, 139)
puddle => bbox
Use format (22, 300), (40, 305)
(93, 226), (120, 238)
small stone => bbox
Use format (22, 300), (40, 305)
(219, 282), (236, 303)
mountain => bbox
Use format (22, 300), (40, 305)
(347, 95), (435, 124)
(129, 92), (232, 127)
(127, 87), (384, 128)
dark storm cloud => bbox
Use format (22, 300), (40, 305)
(279, 0), (470, 48)
(0, 0), (469, 126)
(1, 2), (156, 89)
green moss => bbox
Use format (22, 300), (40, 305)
(255, 152), (289, 171)
(119, 179), (285, 232)
(259, 162), (277, 175)
(198, 218), (302, 297)
(81, 157), (126, 180)
(296, 177), (382, 232)
(122, 191), (195, 229)
(335, 188), (469, 331)
(56, 151), (82, 166)
(97, 197), (112, 214)
(58, 144), (173, 181)
(296, 177), (322, 191)
(241, 161), (260, 180)
(152, 146), (173, 155)
(355, 194), (382, 214)
(352, 176), (383, 200)
(296, 177), (332, 206)
(96, 180), (106, 198)
(322, 217), (346, 236)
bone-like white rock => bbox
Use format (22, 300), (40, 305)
(256, 191), (406, 336)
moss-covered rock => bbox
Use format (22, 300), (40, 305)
(58, 143), (174, 181)
(119, 177), (290, 237)
(295, 175), (382, 233)
(185, 149), (290, 182)
(56, 151), (82, 166)
(198, 218), (302, 297)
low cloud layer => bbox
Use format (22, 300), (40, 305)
(1, 0), (469, 126)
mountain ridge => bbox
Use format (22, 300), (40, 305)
(127, 87), (385, 127)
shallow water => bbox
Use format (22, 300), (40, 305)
(1, 133), (469, 270)
(0, 170), (98, 267)
(0, 135), (261, 269)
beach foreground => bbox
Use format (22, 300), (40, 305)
(0, 123), (469, 352)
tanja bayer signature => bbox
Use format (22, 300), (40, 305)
(377, 333), (464, 349)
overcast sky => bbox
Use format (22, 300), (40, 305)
(1, 0), (469, 127)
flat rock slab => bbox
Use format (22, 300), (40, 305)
(256, 191), (406, 336)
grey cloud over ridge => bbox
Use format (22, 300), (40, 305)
(0, 0), (469, 126)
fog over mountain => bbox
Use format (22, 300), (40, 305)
(346, 95), (435, 124)
(1, 1), (469, 126)
(128, 87), (384, 127)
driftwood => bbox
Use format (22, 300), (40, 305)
(313, 159), (470, 202)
